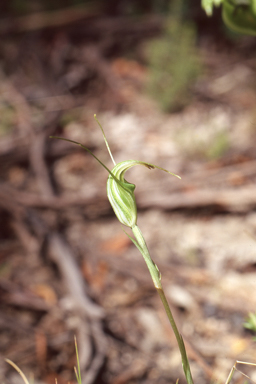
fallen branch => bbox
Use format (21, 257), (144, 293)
(0, 4), (99, 35)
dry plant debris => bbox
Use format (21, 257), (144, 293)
(1, 10), (256, 384)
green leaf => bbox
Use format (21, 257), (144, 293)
(122, 228), (143, 254)
(201, 0), (223, 15)
(252, 0), (256, 15)
(244, 312), (256, 332)
(222, 0), (256, 35)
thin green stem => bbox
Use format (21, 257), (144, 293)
(132, 225), (162, 289)
(157, 288), (193, 384)
(131, 224), (194, 384)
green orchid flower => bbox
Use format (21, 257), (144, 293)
(50, 115), (193, 384)
(107, 159), (180, 228)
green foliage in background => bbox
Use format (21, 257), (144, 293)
(244, 311), (256, 339)
(202, 0), (256, 36)
(145, 2), (201, 112)
(0, 104), (15, 137)
(206, 131), (229, 159)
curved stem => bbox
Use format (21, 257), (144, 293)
(131, 224), (194, 384)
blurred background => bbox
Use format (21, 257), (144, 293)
(1, 1), (256, 383)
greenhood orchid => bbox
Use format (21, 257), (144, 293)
(50, 115), (193, 384)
